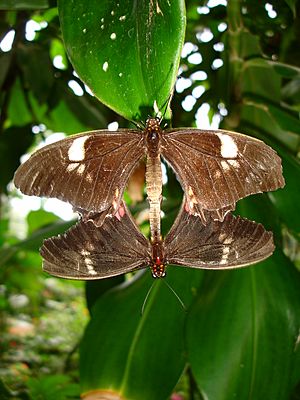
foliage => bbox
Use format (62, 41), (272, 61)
(0, 0), (300, 399)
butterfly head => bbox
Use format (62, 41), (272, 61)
(145, 116), (161, 131)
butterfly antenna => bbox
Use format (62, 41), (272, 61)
(162, 279), (187, 312)
(141, 280), (156, 316)
(132, 120), (144, 130)
(158, 92), (173, 124)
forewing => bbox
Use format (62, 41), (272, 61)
(161, 128), (285, 222)
(14, 129), (145, 214)
(41, 205), (152, 279)
(164, 201), (274, 269)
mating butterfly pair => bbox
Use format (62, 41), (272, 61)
(14, 118), (284, 279)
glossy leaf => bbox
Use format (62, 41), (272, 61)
(80, 268), (203, 399)
(58, 0), (186, 121)
(186, 252), (300, 400)
(186, 195), (300, 399)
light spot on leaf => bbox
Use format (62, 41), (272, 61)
(103, 61), (109, 72)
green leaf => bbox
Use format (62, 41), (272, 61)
(85, 277), (124, 315)
(0, 219), (74, 268)
(58, 0), (186, 121)
(238, 124), (300, 236)
(0, 379), (13, 400)
(268, 150), (300, 237)
(0, 51), (11, 88)
(0, 0), (49, 10)
(267, 60), (300, 79)
(27, 209), (59, 235)
(0, 124), (34, 191)
(242, 58), (281, 103)
(241, 100), (300, 152)
(187, 253), (300, 400)
(284, 0), (296, 17)
(18, 42), (54, 104)
(27, 375), (80, 400)
(7, 78), (33, 126)
(80, 269), (203, 399)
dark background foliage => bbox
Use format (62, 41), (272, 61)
(0, 0), (300, 399)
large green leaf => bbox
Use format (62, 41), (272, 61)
(186, 195), (300, 399)
(80, 268), (203, 399)
(58, 0), (186, 121)
(186, 253), (300, 400)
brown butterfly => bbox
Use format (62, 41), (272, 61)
(41, 201), (274, 280)
(14, 118), (285, 231)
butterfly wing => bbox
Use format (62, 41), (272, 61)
(41, 204), (152, 279)
(14, 129), (145, 216)
(164, 200), (274, 269)
(161, 128), (284, 222)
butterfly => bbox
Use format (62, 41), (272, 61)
(14, 118), (285, 226)
(40, 200), (274, 280)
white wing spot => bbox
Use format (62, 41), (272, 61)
(86, 173), (93, 183)
(67, 162), (79, 172)
(188, 186), (198, 207)
(220, 246), (230, 265)
(221, 160), (230, 171)
(188, 186), (194, 196)
(112, 200), (118, 210)
(216, 132), (238, 158)
(68, 136), (89, 162)
(77, 164), (85, 175)
(228, 160), (239, 167)
(85, 258), (97, 276)
(110, 32), (116, 40)
(224, 236), (234, 245)
(218, 232), (227, 241)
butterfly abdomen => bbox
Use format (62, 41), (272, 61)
(145, 118), (163, 241)
(151, 240), (166, 278)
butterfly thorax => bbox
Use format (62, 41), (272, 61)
(145, 117), (162, 156)
(151, 240), (166, 278)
